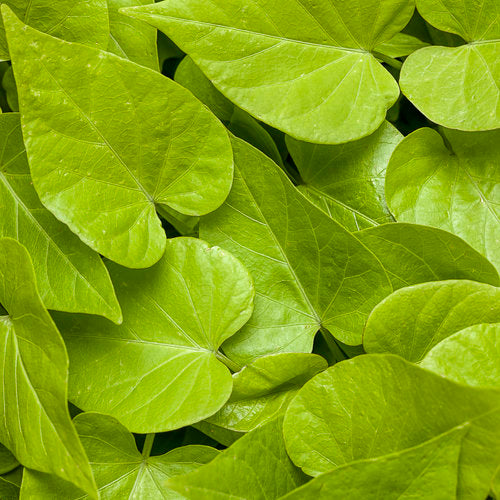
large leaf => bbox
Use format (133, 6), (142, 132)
(363, 280), (500, 362)
(107, 0), (159, 70)
(21, 412), (220, 499)
(421, 323), (500, 388)
(356, 223), (500, 288)
(4, 7), (233, 268)
(0, 0), (109, 60)
(400, 0), (500, 130)
(206, 353), (327, 432)
(281, 426), (465, 500)
(121, 0), (415, 144)
(167, 418), (307, 500)
(201, 136), (392, 362)
(385, 127), (500, 270)
(287, 122), (402, 231)
(283, 354), (500, 499)
(0, 113), (121, 322)
(58, 237), (254, 432)
(0, 238), (96, 497)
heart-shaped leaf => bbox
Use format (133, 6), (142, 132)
(401, 0), (500, 130)
(4, 6), (233, 268)
(121, 0), (415, 144)
(385, 127), (500, 270)
(57, 237), (254, 432)
(0, 238), (96, 497)
(363, 280), (500, 361)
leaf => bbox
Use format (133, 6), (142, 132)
(283, 354), (500, 499)
(363, 280), (500, 362)
(2, 66), (17, 111)
(0, 238), (96, 497)
(421, 323), (500, 388)
(4, 7), (233, 268)
(286, 121), (402, 231)
(0, 113), (121, 322)
(200, 136), (392, 363)
(281, 426), (465, 500)
(57, 237), (254, 432)
(206, 353), (327, 432)
(0, 444), (18, 475)
(167, 418), (307, 500)
(375, 32), (429, 58)
(356, 223), (500, 288)
(0, 0), (109, 60)
(107, 0), (159, 70)
(400, 0), (500, 130)
(385, 127), (500, 270)
(192, 422), (243, 447)
(21, 412), (220, 499)
(121, 0), (414, 144)
(0, 467), (21, 500)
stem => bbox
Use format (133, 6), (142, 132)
(142, 433), (155, 458)
(216, 351), (242, 372)
(372, 51), (403, 70)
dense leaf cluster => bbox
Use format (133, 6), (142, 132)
(0, 0), (499, 499)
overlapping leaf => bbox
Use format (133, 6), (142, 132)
(4, 7), (233, 268)
(401, 0), (500, 129)
(0, 238), (96, 497)
(385, 127), (500, 270)
(122, 0), (415, 144)
(0, 113), (121, 321)
(0, 467), (21, 500)
(201, 136), (393, 362)
(57, 237), (254, 432)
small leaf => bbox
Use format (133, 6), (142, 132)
(58, 237), (254, 432)
(375, 32), (429, 58)
(0, 467), (22, 500)
(0, 238), (96, 497)
(0, 445), (18, 475)
(4, 7), (233, 268)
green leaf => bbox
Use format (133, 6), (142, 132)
(57, 237), (254, 432)
(493, 467), (500, 499)
(107, 0), (159, 70)
(0, 238), (96, 497)
(4, 7), (233, 268)
(356, 223), (500, 288)
(286, 121), (402, 231)
(375, 32), (429, 58)
(421, 323), (500, 388)
(167, 418), (307, 500)
(283, 354), (500, 499)
(385, 127), (500, 270)
(0, 445), (18, 475)
(206, 353), (327, 432)
(281, 426), (466, 500)
(1, 66), (17, 111)
(21, 412), (220, 499)
(192, 422), (243, 447)
(400, 0), (500, 130)
(0, 113), (121, 322)
(121, 0), (414, 144)
(0, 0), (109, 60)
(363, 280), (500, 362)
(200, 136), (392, 363)
(0, 467), (21, 500)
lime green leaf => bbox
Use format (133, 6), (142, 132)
(0, 113), (121, 322)
(192, 422), (243, 447)
(21, 412), (219, 499)
(385, 128), (500, 270)
(206, 353), (327, 432)
(201, 136), (392, 362)
(401, 0), (500, 130)
(363, 280), (500, 361)
(167, 418), (306, 500)
(0, 467), (21, 500)
(4, 7), (233, 268)
(283, 354), (500, 499)
(421, 323), (500, 388)
(107, 0), (159, 70)
(57, 237), (254, 432)
(0, 238), (96, 497)
(493, 467), (500, 499)
(356, 223), (500, 288)
(0, 445), (18, 475)
(0, 0), (109, 60)
(121, 0), (414, 144)
(281, 426), (465, 500)
(287, 122), (402, 230)
(375, 32), (429, 58)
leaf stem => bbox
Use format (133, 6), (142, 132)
(372, 51), (403, 70)
(216, 351), (242, 373)
(142, 433), (155, 458)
